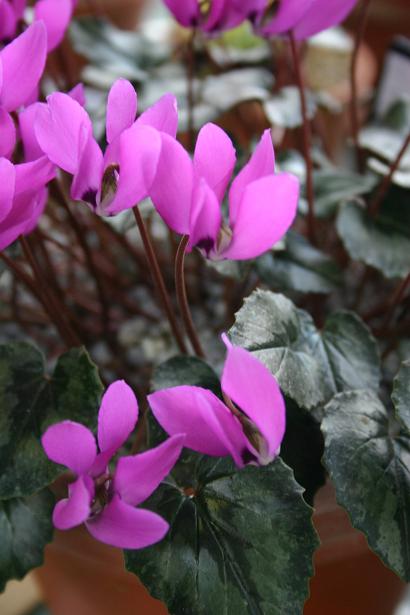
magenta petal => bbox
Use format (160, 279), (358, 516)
(223, 173), (299, 260)
(0, 109), (16, 158)
(19, 103), (47, 161)
(97, 380), (138, 455)
(34, 0), (73, 51)
(0, 22), (47, 112)
(193, 123), (236, 203)
(162, 0), (199, 26)
(106, 79), (137, 144)
(221, 342), (286, 460)
(68, 83), (86, 107)
(149, 133), (193, 234)
(188, 179), (221, 252)
(53, 475), (94, 530)
(148, 386), (249, 467)
(114, 434), (185, 506)
(41, 420), (97, 475)
(0, 188), (46, 250)
(71, 134), (104, 205)
(35, 92), (92, 174)
(0, 157), (15, 223)
(257, 0), (312, 35)
(229, 129), (275, 224)
(137, 93), (178, 139)
(86, 494), (169, 549)
(14, 156), (55, 195)
(0, 1), (18, 40)
(105, 124), (161, 215)
(293, 0), (358, 39)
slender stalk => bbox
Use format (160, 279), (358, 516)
(368, 130), (410, 217)
(350, 0), (371, 173)
(381, 274), (410, 331)
(186, 29), (196, 151)
(20, 235), (82, 347)
(133, 207), (188, 354)
(288, 32), (316, 244)
(175, 235), (205, 358)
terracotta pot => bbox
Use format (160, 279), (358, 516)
(35, 481), (406, 615)
(305, 482), (406, 614)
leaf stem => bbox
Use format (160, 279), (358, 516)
(133, 207), (188, 354)
(349, 0), (371, 173)
(288, 32), (316, 245)
(175, 235), (205, 358)
(368, 130), (410, 217)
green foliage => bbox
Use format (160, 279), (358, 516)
(0, 489), (54, 591)
(0, 342), (103, 499)
(228, 289), (380, 409)
(322, 361), (410, 580)
(126, 457), (318, 615)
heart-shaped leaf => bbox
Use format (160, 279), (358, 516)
(228, 290), (380, 409)
(126, 457), (318, 615)
(322, 361), (410, 581)
(0, 342), (103, 499)
(0, 489), (54, 591)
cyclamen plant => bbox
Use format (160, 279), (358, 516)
(0, 0), (410, 614)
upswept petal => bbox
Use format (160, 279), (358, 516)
(293, 0), (358, 39)
(223, 173), (299, 260)
(0, 0), (18, 40)
(105, 123), (161, 215)
(19, 103), (47, 161)
(188, 179), (221, 253)
(256, 0), (313, 36)
(106, 79), (137, 144)
(68, 83), (86, 107)
(0, 21), (47, 112)
(41, 420), (97, 475)
(114, 434), (185, 506)
(0, 157), (15, 223)
(14, 156), (55, 195)
(149, 133), (193, 235)
(229, 129), (275, 224)
(148, 386), (250, 467)
(162, 0), (199, 27)
(71, 133), (104, 206)
(97, 380), (138, 455)
(86, 494), (169, 549)
(137, 93), (178, 138)
(34, 0), (74, 51)
(193, 123), (236, 203)
(0, 187), (46, 250)
(53, 475), (94, 530)
(0, 109), (16, 158)
(35, 92), (92, 174)
(221, 341), (286, 459)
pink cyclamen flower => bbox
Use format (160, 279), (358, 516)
(149, 122), (299, 260)
(0, 156), (54, 250)
(0, 0), (76, 51)
(42, 380), (185, 549)
(163, 0), (265, 34)
(35, 78), (177, 216)
(148, 335), (286, 468)
(252, 0), (358, 40)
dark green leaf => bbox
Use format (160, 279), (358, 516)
(152, 356), (221, 397)
(126, 457), (318, 615)
(337, 200), (410, 279)
(228, 289), (380, 409)
(300, 170), (377, 218)
(392, 359), (410, 433)
(0, 489), (54, 591)
(256, 231), (342, 293)
(322, 385), (410, 581)
(0, 342), (103, 499)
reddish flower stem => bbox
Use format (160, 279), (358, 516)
(288, 32), (316, 245)
(175, 235), (205, 358)
(133, 207), (188, 354)
(368, 130), (410, 217)
(380, 273), (410, 332)
(350, 0), (372, 173)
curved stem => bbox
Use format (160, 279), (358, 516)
(133, 207), (188, 354)
(368, 130), (410, 217)
(175, 235), (205, 358)
(288, 32), (316, 245)
(350, 0), (372, 173)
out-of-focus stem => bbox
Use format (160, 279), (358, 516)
(133, 207), (188, 354)
(175, 235), (205, 358)
(186, 29), (196, 151)
(288, 31), (316, 245)
(350, 0), (372, 173)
